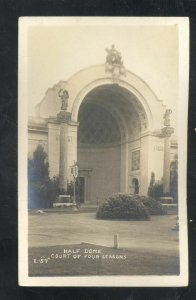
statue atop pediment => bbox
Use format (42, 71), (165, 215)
(106, 44), (123, 66)
(105, 45), (126, 83)
(162, 109), (174, 137)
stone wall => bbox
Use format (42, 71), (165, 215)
(78, 145), (121, 202)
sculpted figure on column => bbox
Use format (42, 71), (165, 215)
(58, 89), (69, 111)
(163, 109), (172, 127)
(57, 89), (71, 122)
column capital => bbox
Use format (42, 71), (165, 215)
(161, 126), (174, 138)
(57, 111), (71, 123)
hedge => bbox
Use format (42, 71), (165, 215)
(96, 193), (150, 220)
(132, 195), (167, 215)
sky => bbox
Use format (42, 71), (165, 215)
(27, 21), (179, 127)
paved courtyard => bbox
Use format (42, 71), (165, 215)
(29, 212), (179, 257)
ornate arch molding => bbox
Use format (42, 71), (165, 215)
(71, 77), (154, 132)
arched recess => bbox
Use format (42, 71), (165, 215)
(71, 78), (153, 132)
(75, 83), (150, 202)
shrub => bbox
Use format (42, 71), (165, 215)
(96, 193), (150, 220)
(45, 176), (60, 208)
(133, 195), (167, 215)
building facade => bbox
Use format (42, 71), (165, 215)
(28, 47), (177, 203)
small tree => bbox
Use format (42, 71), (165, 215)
(28, 145), (59, 208)
(148, 172), (163, 200)
(148, 172), (155, 197)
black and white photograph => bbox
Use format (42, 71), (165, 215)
(18, 17), (189, 287)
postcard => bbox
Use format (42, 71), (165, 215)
(18, 17), (189, 286)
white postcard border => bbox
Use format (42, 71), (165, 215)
(18, 17), (189, 287)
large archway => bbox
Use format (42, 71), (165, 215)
(34, 64), (167, 198)
(76, 84), (148, 203)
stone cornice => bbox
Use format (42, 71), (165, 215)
(28, 126), (48, 133)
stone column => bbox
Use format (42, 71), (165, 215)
(57, 88), (71, 192)
(120, 142), (128, 192)
(48, 121), (60, 178)
(66, 121), (79, 183)
(162, 110), (174, 194)
(57, 111), (71, 191)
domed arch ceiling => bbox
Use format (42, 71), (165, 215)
(78, 84), (148, 147)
